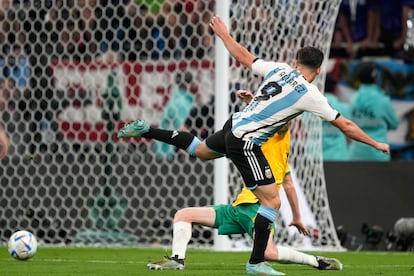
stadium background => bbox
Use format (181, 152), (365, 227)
(0, 0), (413, 252)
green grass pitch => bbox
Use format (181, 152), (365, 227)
(0, 246), (413, 275)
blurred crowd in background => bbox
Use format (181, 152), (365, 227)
(331, 0), (414, 60)
(0, 0), (413, 161)
(326, 0), (414, 161)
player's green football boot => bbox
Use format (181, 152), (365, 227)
(316, 256), (343, 270)
(147, 256), (185, 270)
(117, 119), (150, 138)
(246, 262), (285, 275)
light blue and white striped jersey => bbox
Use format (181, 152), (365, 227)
(231, 59), (338, 145)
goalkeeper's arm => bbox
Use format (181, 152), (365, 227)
(283, 174), (310, 236)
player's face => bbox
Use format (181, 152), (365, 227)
(297, 63), (320, 83)
(306, 70), (319, 82)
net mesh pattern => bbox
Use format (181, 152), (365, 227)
(0, 0), (341, 249)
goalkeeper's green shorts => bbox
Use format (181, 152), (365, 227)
(213, 203), (276, 238)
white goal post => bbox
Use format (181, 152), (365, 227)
(213, 0), (344, 251)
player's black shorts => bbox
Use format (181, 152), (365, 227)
(205, 118), (275, 189)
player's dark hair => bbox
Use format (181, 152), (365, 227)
(297, 46), (324, 69)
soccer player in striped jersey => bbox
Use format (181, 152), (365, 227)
(147, 115), (342, 272)
(118, 15), (389, 275)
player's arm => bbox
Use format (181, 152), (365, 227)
(309, 91), (390, 154)
(209, 15), (256, 69)
(282, 174), (310, 236)
(0, 126), (9, 159)
(331, 115), (390, 154)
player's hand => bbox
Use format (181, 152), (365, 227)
(375, 142), (390, 154)
(236, 90), (254, 104)
(0, 129), (9, 159)
(209, 15), (229, 39)
(288, 220), (310, 236)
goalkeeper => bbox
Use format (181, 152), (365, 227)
(147, 90), (342, 272)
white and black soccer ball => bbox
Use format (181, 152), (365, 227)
(7, 230), (38, 260)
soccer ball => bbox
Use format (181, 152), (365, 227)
(7, 230), (38, 260)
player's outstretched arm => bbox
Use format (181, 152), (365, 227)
(0, 127), (9, 159)
(209, 15), (256, 69)
(331, 116), (390, 154)
(282, 174), (310, 236)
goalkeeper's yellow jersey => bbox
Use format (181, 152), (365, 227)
(232, 129), (290, 206)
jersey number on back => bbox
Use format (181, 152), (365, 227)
(256, 82), (282, 101)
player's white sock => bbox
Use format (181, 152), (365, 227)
(277, 246), (318, 267)
(172, 221), (192, 259)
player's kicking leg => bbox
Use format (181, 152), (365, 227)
(117, 118), (223, 160)
(117, 119), (150, 138)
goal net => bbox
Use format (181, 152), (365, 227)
(0, 0), (342, 250)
